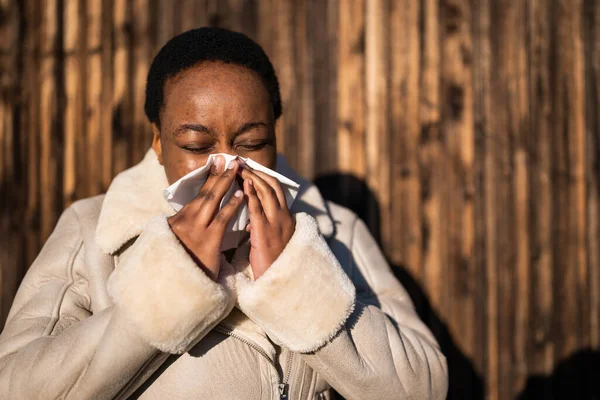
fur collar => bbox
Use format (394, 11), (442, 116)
(96, 149), (335, 255)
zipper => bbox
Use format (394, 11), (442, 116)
(214, 325), (293, 399)
(280, 348), (294, 400)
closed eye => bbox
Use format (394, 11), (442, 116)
(182, 145), (214, 154)
(236, 142), (268, 151)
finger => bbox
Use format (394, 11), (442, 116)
(245, 179), (267, 224)
(195, 155), (226, 200)
(245, 168), (287, 207)
(239, 168), (280, 216)
(209, 189), (245, 236)
(197, 160), (240, 224)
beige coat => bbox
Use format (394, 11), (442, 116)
(0, 150), (448, 399)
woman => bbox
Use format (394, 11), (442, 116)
(0, 28), (447, 399)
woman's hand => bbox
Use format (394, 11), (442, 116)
(167, 156), (243, 281)
(239, 166), (295, 279)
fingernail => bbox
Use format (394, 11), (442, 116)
(247, 179), (253, 186)
(214, 156), (224, 169)
(234, 190), (243, 197)
(227, 160), (237, 170)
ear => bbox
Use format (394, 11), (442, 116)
(152, 124), (163, 165)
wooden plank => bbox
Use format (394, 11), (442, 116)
(312, 0), (338, 176)
(550, 0), (586, 362)
(506, 1), (529, 396)
(420, 0), (449, 331)
(112, 0), (132, 174)
(132, 0), (152, 163)
(565, 0), (590, 351)
(73, 0), (87, 201)
(472, 0), (498, 397)
(255, 0), (294, 164)
(86, 0), (102, 196)
(440, 0), (477, 390)
(157, 0), (175, 48)
(389, 0), (421, 277)
(584, 0), (600, 349)
(22, 0), (40, 270)
(367, 0), (385, 241)
(471, 0), (490, 387)
(62, 0), (82, 207)
(365, 0), (390, 252)
(39, 0), (58, 241)
(271, 0), (296, 168)
(0, 0), (19, 324)
(337, 0), (365, 183)
(0, 0), (17, 202)
(295, 0), (315, 179)
(225, 0), (258, 38)
(527, 0), (555, 377)
(489, 1), (517, 397)
(100, 0), (114, 191)
(175, 0), (199, 32)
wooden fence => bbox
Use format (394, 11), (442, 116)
(1, 0), (599, 399)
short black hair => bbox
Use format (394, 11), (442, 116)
(144, 27), (282, 126)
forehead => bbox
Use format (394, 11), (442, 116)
(161, 62), (273, 126)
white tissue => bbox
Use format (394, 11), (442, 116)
(163, 153), (300, 250)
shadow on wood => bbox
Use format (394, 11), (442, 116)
(517, 349), (600, 400)
(314, 173), (484, 400)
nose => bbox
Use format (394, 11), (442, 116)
(214, 143), (238, 158)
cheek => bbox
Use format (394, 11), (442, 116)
(248, 149), (277, 170)
(162, 145), (210, 184)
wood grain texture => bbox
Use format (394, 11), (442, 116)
(584, 0), (600, 351)
(527, 0), (555, 379)
(0, 1), (598, 399)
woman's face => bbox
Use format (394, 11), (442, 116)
(152, 62), (277, 184)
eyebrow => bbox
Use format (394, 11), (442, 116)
(173, 124), (217, 137)
(173, 122), (270, 139)
(233, 122), (270, 138)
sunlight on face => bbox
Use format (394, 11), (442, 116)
(152, 62), (277, 184)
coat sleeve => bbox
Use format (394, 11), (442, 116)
(235, 212), (448, 400)
(0, 207), (234, 399)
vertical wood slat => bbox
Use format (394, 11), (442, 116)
(337, 0), (365, 182)
(312, 0), (338, 176)
(86, 0), (102, 196)
(527, 0), (554, 379)
(39, 0), (58, 241)
(440, 0), (477, 389)
(269, 0), (296, 166)
(112, 0), (131, 175)
(23, 0), (40, 272)
(365, 0), (391, 254)
(509, 0), (529, 394)
(62, 0), (81, 207)
(420, 0), (449, 332)
(156, 0), (175, 49)
(568, 0), (589, 351)
(584, 0), (600, 350)
(132, 0), (151, 163)
(489, 1), (517, 397)
(389, 0), (421, 278)
(100, 0), (114, 191)
(471, 0), (499, 398)
(551, 0), (587, 363)
(469, 0), (488, 387)
(0, 0), (19, 321)
(294, 0), (315, 179)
